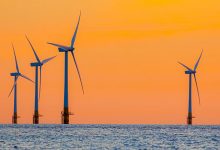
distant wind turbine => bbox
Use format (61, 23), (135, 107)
(26, 36), (56, 124)
(9, 44), (34, 124)
(178, 50), (203, 125)
(47, 12), (84, 124)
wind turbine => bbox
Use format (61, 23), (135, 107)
(178, 50), (203, 125)
(26, 36), (56, 124)
(9, 44), (34, 124)
(47, 12), (84, 124)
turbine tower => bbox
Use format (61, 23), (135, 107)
(26, 36), (56, 124)
(178, 50), (203, 125)
(47, 12), (84, 124)
(9, 44), (34, 124)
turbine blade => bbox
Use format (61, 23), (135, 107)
(70, 12), (81, 48)
(42, 56), (56, 64)
(71, 51), (84, 94)
(178, 62), (193, 71)
(47, 42), (69, 50)
(12, 44), (19, 73)
(193, 74), (201, 104)
(8, 77), (18, 97)
(20, 74), (34, 83)
(39, 66), (42, 100)
(25, 35), (41, 63)
(194, 50), (203, 71)
(8, 85), (14, 97)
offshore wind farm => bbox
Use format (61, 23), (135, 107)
(1, 13), (206, 126)
(0, 0), (220, 149)
(2, 1), (220, 126)
(6, 14), (84, 125)
(3, 14), (205, 126)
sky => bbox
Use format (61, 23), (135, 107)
(0, 0), (220, 124)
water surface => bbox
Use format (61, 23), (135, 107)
(0, 125), (219, 149)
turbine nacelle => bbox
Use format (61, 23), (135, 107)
(30, 62), (42, 67)
(185, 70), (196, 74)
(10, 72), (20, 76)
(58, 47), (74, 52)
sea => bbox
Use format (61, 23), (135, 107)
(0, 125), (219, 149)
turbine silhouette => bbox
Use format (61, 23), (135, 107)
(178, 50), (203, 125)
(26, 36), (56, 124)
(9, 44), (34, 124)
(47, 12), (84, 124)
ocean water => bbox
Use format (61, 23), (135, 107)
(0, 125), (219, 149)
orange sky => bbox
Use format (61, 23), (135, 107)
(0, 0), (220, 124)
